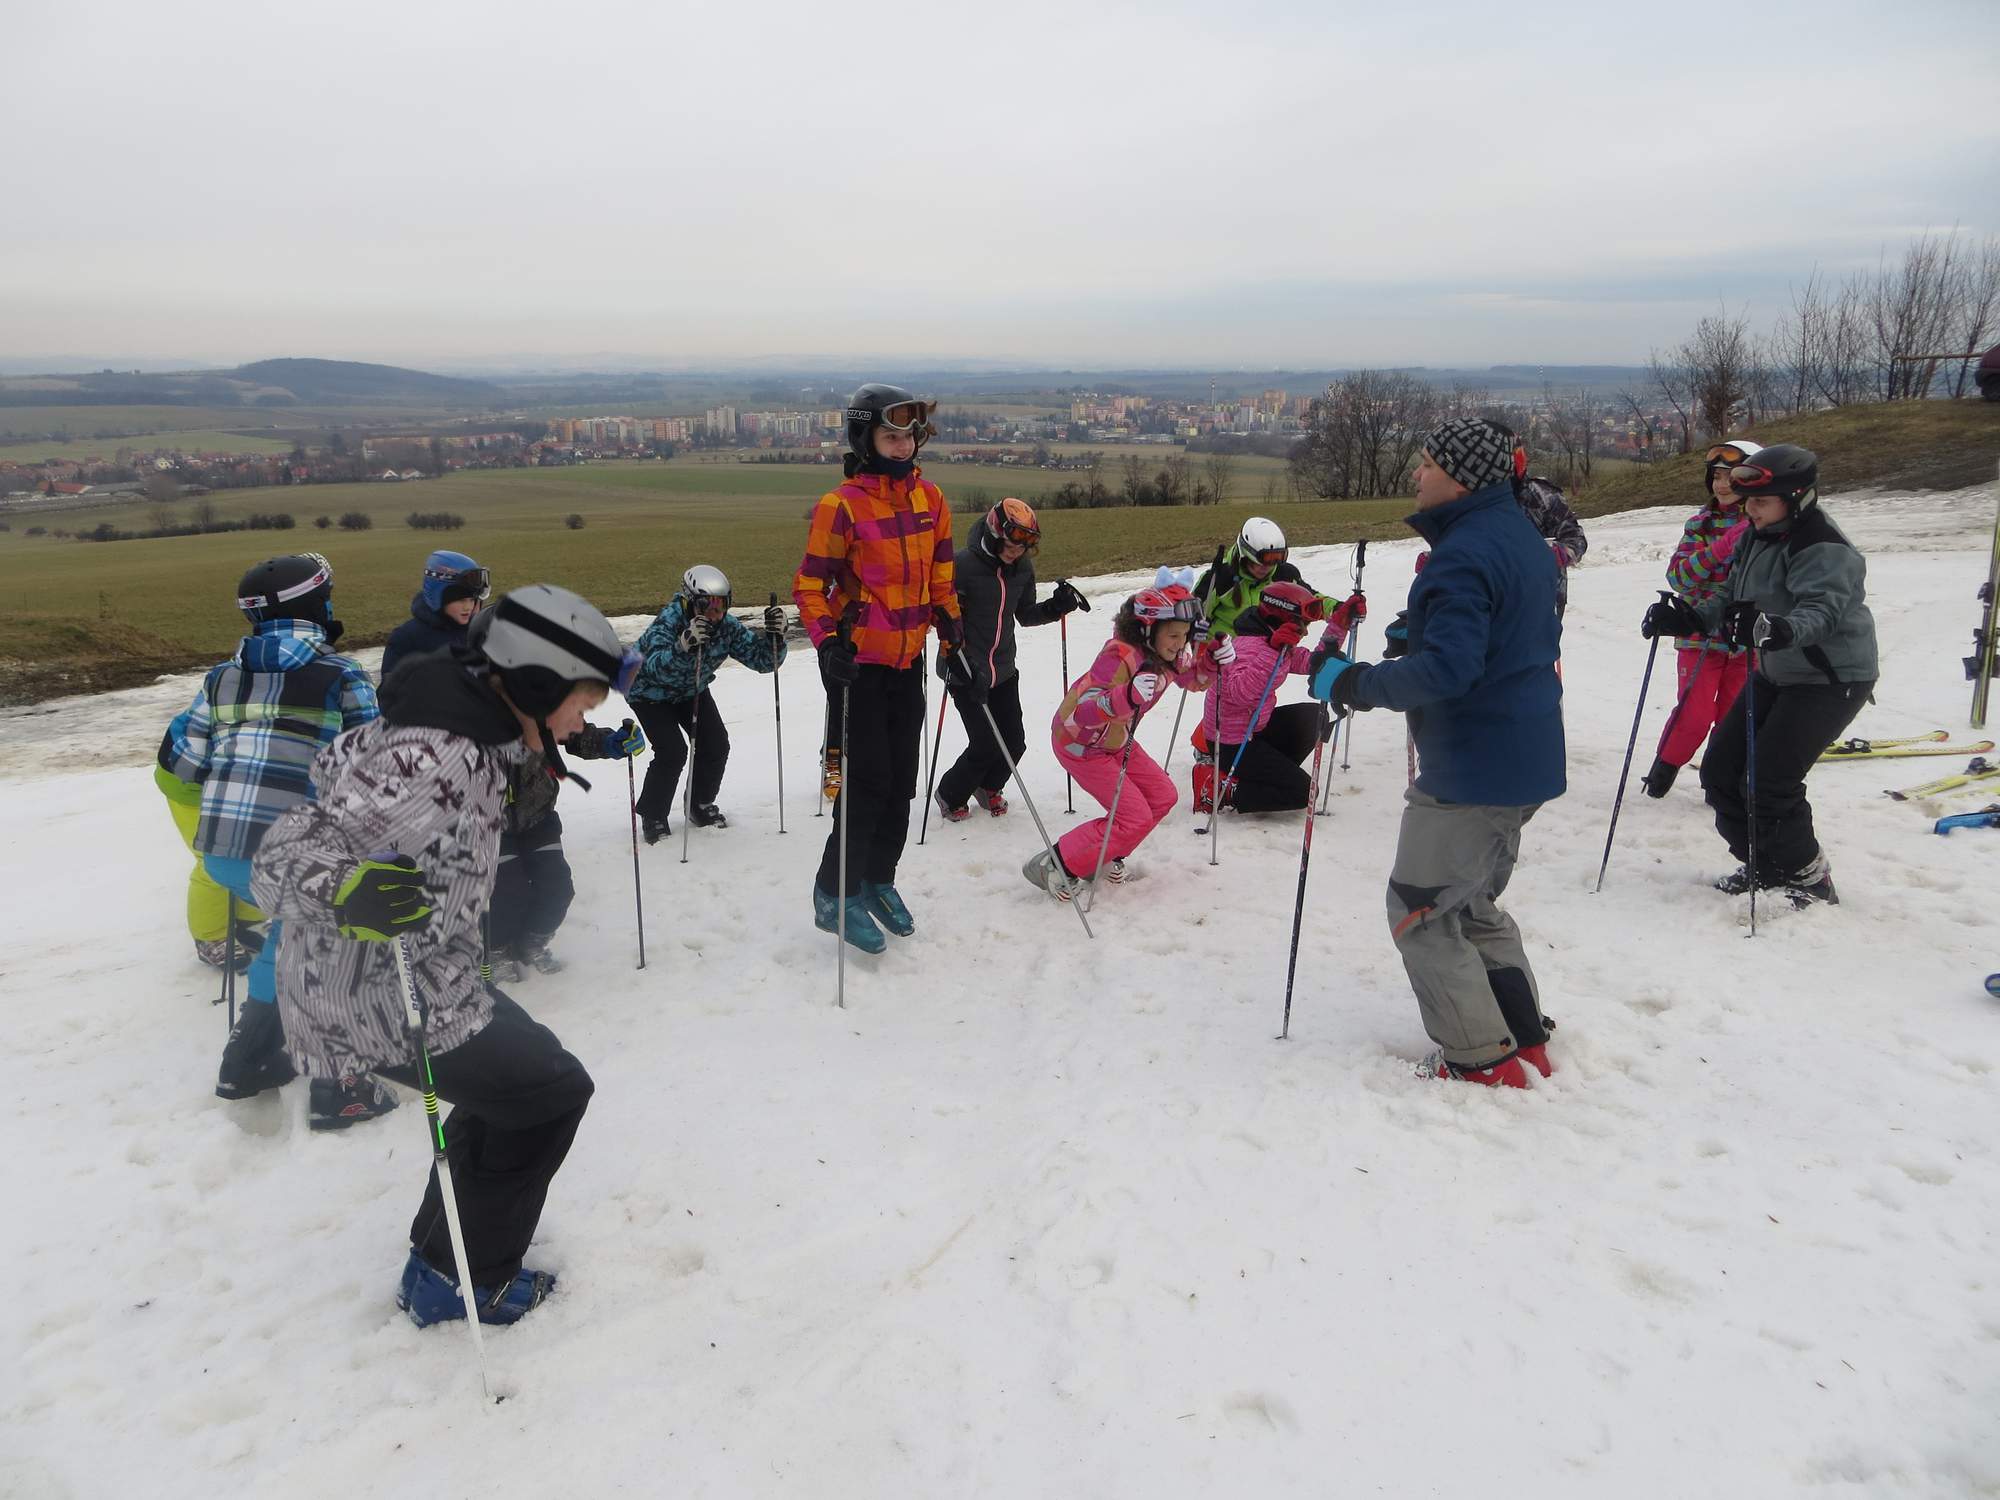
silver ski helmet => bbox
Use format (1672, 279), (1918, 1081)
(843, 383), (936, 462)
(237, 552), (336, 629)
(679, 563), (732, 617)
(472, 582), (640, 716)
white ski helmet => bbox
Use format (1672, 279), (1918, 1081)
(1236, 516), (1288, 565)
(680, 563), (731, 607)
(473, 583), (639, 715)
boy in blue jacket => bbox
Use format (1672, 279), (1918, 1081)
(628, 564), (787, 841)
(380, 549), (488, 677)
(1308, 418), (1565, 1090)
(160, 552), (393, 1126)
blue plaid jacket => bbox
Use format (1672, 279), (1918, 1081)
(629, 599), (785, 704)
(159, 621), (379, 860)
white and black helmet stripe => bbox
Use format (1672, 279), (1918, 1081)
(237, 554), (331, 610)
(489, 592), (623, 682)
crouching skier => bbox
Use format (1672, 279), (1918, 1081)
(251, 583), (637, 1326)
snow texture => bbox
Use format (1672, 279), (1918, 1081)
(4, 485), (1999, 1499)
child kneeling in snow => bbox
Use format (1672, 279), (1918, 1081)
(1027, 586), (1226, 900)
(252, 584), (638, 1327)
(1204, 581), (1359, 813)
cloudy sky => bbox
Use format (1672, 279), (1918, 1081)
(5, 0), (1996, 370)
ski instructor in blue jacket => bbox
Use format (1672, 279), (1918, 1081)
(1306, 416), (1565, 1090)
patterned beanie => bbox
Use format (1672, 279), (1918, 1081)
(1423, 417), (1514, 493)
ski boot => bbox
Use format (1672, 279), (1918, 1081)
(812, 884), (886, 954)
(1103, 858), (1129, 884)
(641, 815), (670, 845)
(309, 1074), (399, 1131)
(934, 791), (971, 824)
(689, 802), (728, 828)
(489, 953), (526, 984)
(1783, 854), (1839, 909)
(1416, 1049), (1531, 1089)
(1713, 864), (1782, 896)
(395, 1249), (557, 1329)
(821, 745), (843, 802)
(861, 880), (915, 937)
(1022, 849), (1084, 902)
(522, 935), (565, 975)
(974, 787), (1008, 817)
(215, 1000), (297, 1099)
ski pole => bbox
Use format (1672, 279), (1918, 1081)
(972, 688), (1092, 940)
(389, 934), (492, 1400)
(833, 607), (859, 1009)
(919, 646), (932, 819)
(769, 592), (786, 835)
(680, 646), (704, 866)
(1746, 647), (1760, 939)
(1593, 594), (1669, 893)
(626, 743), (646, 970)
(221, 905), (236, 1029)
(1281, 702), (1334, 1040)
(1061, 613), (1075, 811)
(1162, 688), (1190, 777)
(1079, 738), (1136, 914)
(1207, 649), (1291, 864)
(918, 660), (950, 845)
(1338, 541), (1367, 775)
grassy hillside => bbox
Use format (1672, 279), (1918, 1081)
(1573, 400), (2000, 518)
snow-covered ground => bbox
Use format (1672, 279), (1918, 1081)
(5, 487), (1999, 1499)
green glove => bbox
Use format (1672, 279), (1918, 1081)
(334, 855), (433, 941)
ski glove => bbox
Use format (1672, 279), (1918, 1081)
(1641, 597), (1702, 640)
(1129, 670), (1165, 705)
(334, 856), (433, 942)
(1307, 644), (1371, 711)
(1207, 635), (1237, 667)
(1327, 590), (1368, 631)
(1710, 519), (1751, 566)
(1722, 601), (1794, 651)
(1382, 612), (1410, 659)
(943, 649), (988, 707)
(677, 615), (716, 654)
(599, 720), (647, 759)
(763, 604), (786, 634)
(932, 608), (964, 649)
(1051, 580), (1090, 615)
(818, 635), (859, 687)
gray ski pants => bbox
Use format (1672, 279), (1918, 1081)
(1385, 790), (1549, 1069)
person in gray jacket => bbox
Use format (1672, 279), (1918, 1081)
(1642, 445), (1876, 907)
(934, 498), (1086, 819)
(253, 583), (640, 1328)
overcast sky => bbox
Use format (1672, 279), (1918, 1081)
(5, 0), (1996, 371)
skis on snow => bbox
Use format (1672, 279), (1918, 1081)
(1934, 804), (2000, 835)
(1820, 731), (1994, 762)
(1886, 756), (2000, 800)
(1967, 486), (2000, 729)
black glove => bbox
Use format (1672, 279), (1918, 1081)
(763, 604), (786, 634)
(1051, 580), (1090, 615)
(677, 615), (717, 654)
(818, 634), (859, 686)
(334, 855), (433, 942)
(1382, 611), (1410, 659)
(1722, 601), (1794, 651)
(944, 650), (988, 707)
(1641, 597), (1702, 640)
(932, 608), (963, 650)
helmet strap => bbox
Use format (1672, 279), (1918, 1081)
(538, 722), (592, 793)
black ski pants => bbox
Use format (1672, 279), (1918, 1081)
(1216, 702), (1328, 813)
(631, 691), (726, 821)
(816, 659), (925, 897)
(490, 811), (574, 953)
(381, 991), (594, 1287)
(938, 672), (1025, 811)
(1700, 673), (1872, 880)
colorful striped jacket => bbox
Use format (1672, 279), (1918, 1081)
(159, 620), (380, 860)
(630, 597), (787, 704)
(793, 469), (959, 670)
(1054, 637), (1217, 760)
(1664, 503), (1748, 656)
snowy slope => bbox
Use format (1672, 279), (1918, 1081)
(4, 487), (1998, 1500)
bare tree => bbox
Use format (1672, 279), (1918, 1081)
(1948, 234), (2000, 399)
(1261, 471), (1282, 506)
(1290, 370), (1440, 499)
(1866, 231), (1966, 399)
(1540, 385), (1598, 486)
(1648, 347), (1695, 453)
(1684, 310), (1756, 437)
(1615, 389), (1663, 455)
(1119, 454), (1147, 507)
(1201, 452), (1235, 507)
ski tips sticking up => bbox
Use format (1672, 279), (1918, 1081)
(1886, 756), (1998, 801)
(1820, 731), (1994, 762)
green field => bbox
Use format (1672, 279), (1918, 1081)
(0, 457), (1404, 703)
(0, 429), (302, 461)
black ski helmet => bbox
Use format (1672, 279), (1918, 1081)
(1728, 444), (1819, 511)
(843, 383), (935, 466)
(237, 552), (336, 630)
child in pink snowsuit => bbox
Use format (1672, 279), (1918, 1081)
(1024, 587), (1222, 899)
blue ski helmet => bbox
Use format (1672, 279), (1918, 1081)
(420, 550), (490, 610)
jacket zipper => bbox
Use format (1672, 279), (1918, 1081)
(988, 569), (1007, 687)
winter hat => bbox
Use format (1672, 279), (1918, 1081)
(1422, 418), (1514, 493)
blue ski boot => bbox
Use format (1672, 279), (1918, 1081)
(861, 881), (915, 937)
(813, 884), (886, 954)
(395, 1249), (557, 1328)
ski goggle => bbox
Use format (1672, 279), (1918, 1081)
(1705, 443), (1752, 465)
(993, 513), (1040, 547)
(427, 564), (491, 601)
(693, 592), (731, 617)
(1245, 547), (1286, 568)
(877, 401), (932, 433)
(1135, 597), (1203, 624)
(1729, 463), (1778, 491)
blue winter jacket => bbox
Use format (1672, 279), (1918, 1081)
(1341, 481), (1565, 807)
(159, 620), (380, 859)
(380, 594), (468, 678)
(630, 598), (786, 703)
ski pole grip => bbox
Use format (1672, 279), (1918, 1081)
(1355, 539), (1368, 566)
